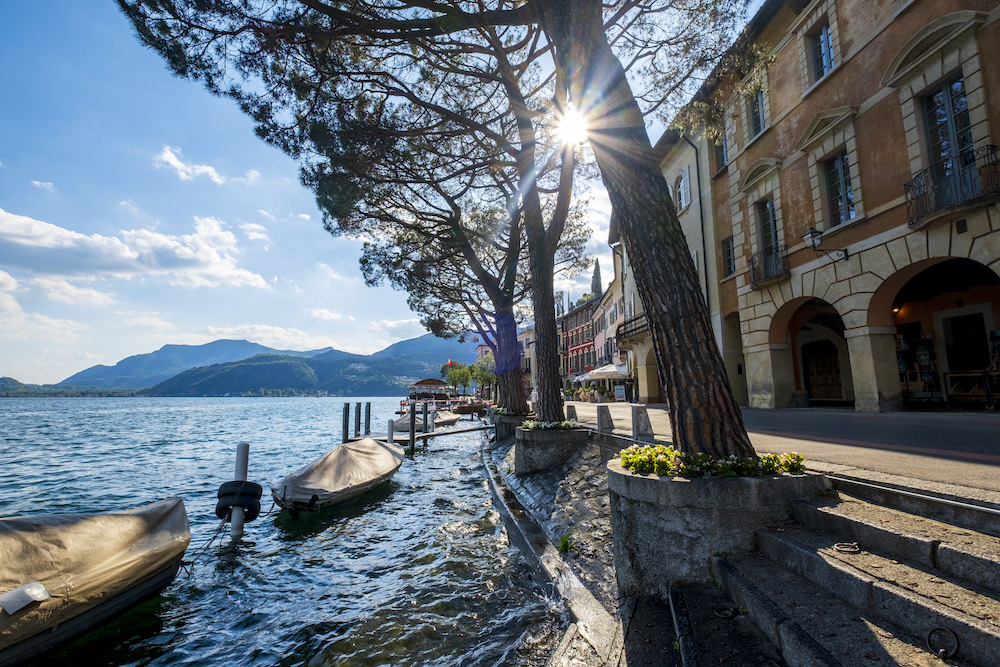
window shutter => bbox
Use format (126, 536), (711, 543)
(681, 166), (691, 208)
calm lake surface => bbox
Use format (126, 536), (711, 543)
(0, 397), (561, 666)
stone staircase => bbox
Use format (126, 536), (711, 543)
(711, 475), (1000, 666)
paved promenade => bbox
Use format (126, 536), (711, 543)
(565, 401), (1000, 496)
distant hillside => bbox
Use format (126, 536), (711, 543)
(58, 339), (333, 389)
(144, 333), (480, 397)
(370, 333), (480, 365)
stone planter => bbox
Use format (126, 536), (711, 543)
(514, 426), (589, 475)
(607, 460), (829, 599)
(493, 413), (532, 442)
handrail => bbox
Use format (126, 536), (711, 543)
(616, 313), (649, 341)
(905, 144), (1000, 225)
(749, 244), (789, 289)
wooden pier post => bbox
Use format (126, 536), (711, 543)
(364, 402), (371, 434)
(342, 403), (350, 443)
(422, 401), (429, 433)
(387, 418), (394, 444)
(408, 400), (417, 455)
(354, 401), (361, 437)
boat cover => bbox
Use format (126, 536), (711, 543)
(271, 438), (405, 507)
(434, 410), (461, 426)
(0, 498), (190, 651)
(393, 412), (428, 433)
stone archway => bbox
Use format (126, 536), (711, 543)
(869, 257), (1000, 409)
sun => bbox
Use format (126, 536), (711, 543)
(556, 104), (589, 146)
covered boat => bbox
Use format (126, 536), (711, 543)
(0, 498), (190, 666)
(393, 411), (429, 433)
(271, 438), (405, 512)
(433, 410), (461, 427)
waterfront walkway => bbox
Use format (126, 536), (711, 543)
(565, 401), (1000, 495)
(485, 402), (1000, 665)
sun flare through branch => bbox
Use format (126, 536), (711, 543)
(556, 104), (589, 146)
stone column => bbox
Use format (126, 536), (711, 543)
(744, 344), (794, 408)
(847, 327), (901, 412)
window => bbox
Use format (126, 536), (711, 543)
(923, 73), (979, 208)
(811, 22), (834, 80)
(722, 236), (736, 277)
(748, 87), (766, 138)
(824, 150), (855, 226)
(714, 134), (728, 171)
(758, 200), (778, 253)
(672, 166), (691, 209)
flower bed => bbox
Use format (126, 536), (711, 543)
(520, 419), (579, 430)
(619, 444), (805, 478)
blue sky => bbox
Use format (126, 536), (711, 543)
(0, 1), (614, 384)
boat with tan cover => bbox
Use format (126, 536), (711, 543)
(271, 438), (405, 512)
(0, 498), (190, 665)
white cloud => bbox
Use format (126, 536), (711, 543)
(119, 200), (140, 214)
(31, 180), (56, 192)
(0, 208), (267, 289)
(370, 318), (425, 339)
(310, 308), (355, 322)
(0, 291), (82, 342)
(257, 209), (276, 221)
(240, 222), (270, 243)
(0, 269), (17, 292)
(203, 324), (337, 351)
(120, 312), (173, 330)
(28, 277), (115, 306)
(318, 263), (344, 281)
(154, 145), (259, 186)
(297, 213), (311, 220)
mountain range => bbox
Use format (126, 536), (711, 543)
(2, 334), (481, 397)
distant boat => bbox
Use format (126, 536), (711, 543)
(433, 410), (461, 427)
(0, 498), (190, 666)
(271, 438), (405, 512)
(393, 411), (429, 433)
(453, 402), (487, 416)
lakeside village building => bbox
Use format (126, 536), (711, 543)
(601, 0), (1000, 412)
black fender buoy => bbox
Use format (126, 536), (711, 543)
(215, 480), (263, 522)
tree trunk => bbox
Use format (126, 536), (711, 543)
(538, 0), (753, 457)
(494, 304), (529, 414)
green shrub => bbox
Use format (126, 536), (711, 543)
(619, 444), (805, 478)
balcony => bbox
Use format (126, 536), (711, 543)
(905, 144), (1000, 226)
(749, 244), (789, 289)
(615, 313), (649, 347)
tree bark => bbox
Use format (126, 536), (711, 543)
(538, 0), (753, 457)
(494, 303), (528, 413)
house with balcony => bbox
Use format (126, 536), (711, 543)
(562, 296), (599, 386)
(611, 0), (1000, 412)
(707, 0), (1000, 411)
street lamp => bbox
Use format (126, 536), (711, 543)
(802, 227), (849, 262)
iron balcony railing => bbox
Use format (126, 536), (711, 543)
(615, 312), (649, 344)
(749, 244), (789, 289)
(905, 144), (1000, 225)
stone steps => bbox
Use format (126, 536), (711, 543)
(715, 486), (1000, 665)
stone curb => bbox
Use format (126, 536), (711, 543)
(667, 584), (699, 667)
(480, 438), (629, 665)
(710, 557), (841, 667)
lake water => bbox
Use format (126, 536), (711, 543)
(0, 397), (561, 665)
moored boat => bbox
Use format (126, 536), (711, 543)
(433, 410), (461, 427)
(271, 438), (405, 512)
(0, 498), (190, 666)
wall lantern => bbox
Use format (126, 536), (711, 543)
(802, 227), (849, 262)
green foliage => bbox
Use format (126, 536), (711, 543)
(441, 361), (467, 378)
(557, 533), (574, 553)
(619, 445), (806, 478)
(469, 353), (496, 388)
(446, 365), (472, 393)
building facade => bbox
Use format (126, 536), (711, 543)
(713, 0), (1000, 411)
